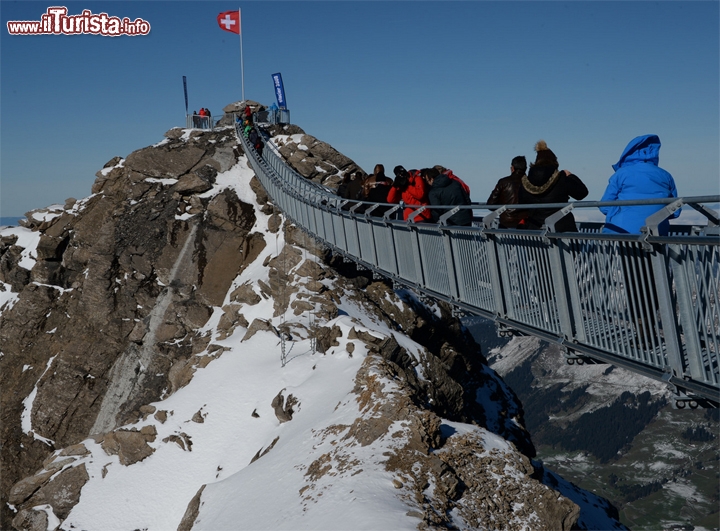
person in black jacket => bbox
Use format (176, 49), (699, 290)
(518, 140), (588, 232)
(486, 156), (528, 228)
(337, 171), (365, 211)
(422, 167), (472, 226)
(248, 128), (263, 158)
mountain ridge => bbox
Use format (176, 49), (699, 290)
(0, 108), (624, 530)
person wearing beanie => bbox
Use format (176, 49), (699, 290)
(486, 155), (529, 228)
(518, 140), (588, 232)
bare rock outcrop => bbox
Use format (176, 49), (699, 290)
(177, 485), (206, 531)
(0, 126), (260, 525)
(8, 447), (90, 528)
(265, 123), (364, 187)
(100, 425), (158, 465)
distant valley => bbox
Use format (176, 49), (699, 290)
(464, 316), (720, 531)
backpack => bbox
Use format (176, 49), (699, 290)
(443, 169), (471, 198)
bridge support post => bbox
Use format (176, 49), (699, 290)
(379, 206), (403, 277)
(648, 261), (684, 380)
(442, 228), (460, 300)
(406, 208), (427, 289)
(645, 203), (689, 381)
(562, 239), (587, 342)
(544, 207), (580, 341)
(666, 243), (704, 380)
(548, 238), (576, 340)
(481, 214), (507, 319)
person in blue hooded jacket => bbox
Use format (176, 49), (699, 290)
(601, 134), (678, 349)
(600, 134), (679, 235)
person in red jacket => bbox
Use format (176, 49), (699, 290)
(198, 108), (208, 129)
(387, 166), (433, 222)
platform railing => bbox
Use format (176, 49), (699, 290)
(237, 121), (720, 406)
(185, 113), (221, 130)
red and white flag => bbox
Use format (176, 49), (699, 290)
(217, 10), (240, 34)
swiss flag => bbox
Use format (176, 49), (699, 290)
(217, 10), (240, 34)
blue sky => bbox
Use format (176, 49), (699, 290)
(2, 1), (718, 217)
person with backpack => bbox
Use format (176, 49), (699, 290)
(387, 166), (433, 222)
(422, 167), (473, 226)
(248, 128), (263, 158)
(433, 166), (471, 197)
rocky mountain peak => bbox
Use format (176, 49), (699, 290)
(0, 106), (623, 530)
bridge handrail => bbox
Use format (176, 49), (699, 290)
(244, 126), (720, 219)
(186, 113), (221, 130)
(237, 121), (720, 406)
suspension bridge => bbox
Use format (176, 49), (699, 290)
(236, 121), (720, 408)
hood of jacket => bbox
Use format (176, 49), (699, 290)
(523, 166), (560, 194)
(612, 134), (661, 171)
(432, 173), (452, 189)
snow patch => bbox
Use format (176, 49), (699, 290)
(145, 177), (178, 186)
(0, 281), (19, 313)
(29, 205), (64, 223)
(1, 225), (41, 270)
(21, 355), (58, 445)
(100, 158), (125, 175)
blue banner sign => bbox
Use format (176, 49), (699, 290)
(182, 75), (188, 114)
(272, 72), (287, 109)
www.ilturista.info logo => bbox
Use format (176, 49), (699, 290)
(7, 6), (150, 36)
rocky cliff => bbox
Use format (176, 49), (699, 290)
(0, 104), (623, 530)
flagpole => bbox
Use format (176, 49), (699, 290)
(239, 8), (245, 102)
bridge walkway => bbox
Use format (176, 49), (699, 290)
(236, 122), (720, 407)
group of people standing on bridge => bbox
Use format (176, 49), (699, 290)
(338, 164), (473, 226)
(337, 134), (678, 237)
(192, 108), (213, 129)
(486, 140), (589, 232)
(485, 135), (678, 236)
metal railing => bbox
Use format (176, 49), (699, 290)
(254, 108), (291, 125)
(186, 113), (221, 130)
(237, 122), (720, 406)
